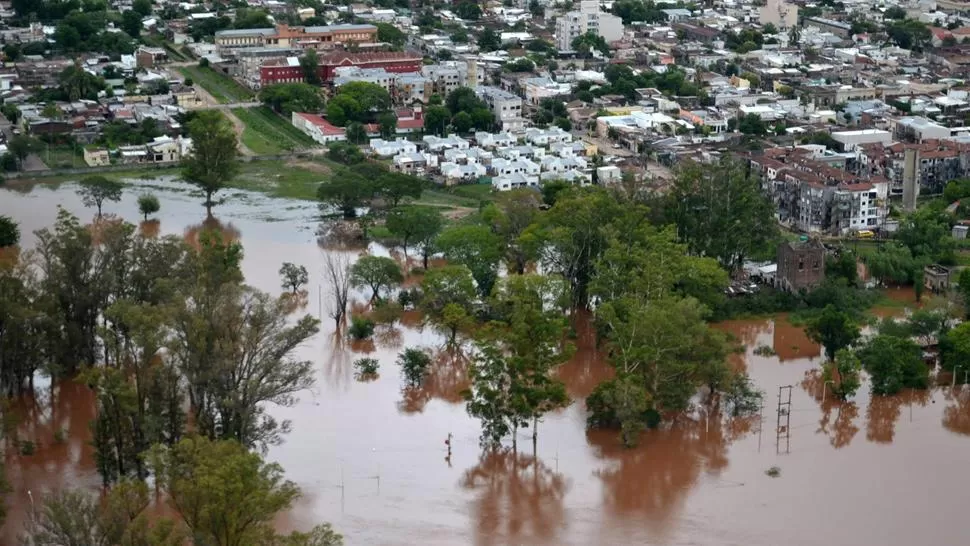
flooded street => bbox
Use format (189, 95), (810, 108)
(3, 178), (970, 545)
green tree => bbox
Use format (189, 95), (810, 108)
(121, 9), (142, 38)
(452, 111), (473, 134)
(350, 255), (403, 301)
(7, 134), (35, 170)
(520, 187), (623, 307)
(378, 111), (397, 138)
(259, 83), (324, 115)
(171, 284), (320, 449)
(737, 113), (766, 135)
(300, 48), (321, 85)
(823, 349), (863, 400)
(806, 305), (861, 361)
(858, 334), (929, 395)
(345, 122), (367, 144)
(397, 347), (431, 386)
(137, 193), (160, 221)
(666, 158), (778, 272)
(385, 206), (442, 265)
(423, 105), (451, 136)
(941, 322), (970, 374)
(376, 22), (405, 47)
(477, 28), (501, 52)
(481, 190), (540, 274)
(279, 262), (309, 293)
(0, 215), (19, 247)
(455, 1), (482, 19)
(420, 265), (477, 343)
(436, 224), (503, 298)
(588, 373), (654, 446)
(959, 268), (970, 318)
(149, 436), (343, 546)
(316, 168), (374, 219)
(77, 175), (123, 217)
(468, 274), (571, 450)
(376, 172), (423, 208)
(181, 110), (239, 215)
(571, 31), (610, 58)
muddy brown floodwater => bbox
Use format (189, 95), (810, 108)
(3, 178), (970, 545)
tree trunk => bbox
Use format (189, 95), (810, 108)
(205, 190), (214, 215)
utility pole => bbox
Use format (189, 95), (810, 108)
(776, 385), (792, 454)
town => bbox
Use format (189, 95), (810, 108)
(3, 1), (970, 545)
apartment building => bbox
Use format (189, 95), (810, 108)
(475, 86), (526, 131)
(555, 0), (624, 52)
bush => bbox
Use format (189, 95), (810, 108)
(370, 300), (404, 324)
(53, 428), (66, 444)
(397, 347), (431, 386)
(0, 215), (19, 247)
(348, 316), (376, 340)
(397, 287), (421, 309)
(20, 440), (36, 455)
(353, 357), (380, 378)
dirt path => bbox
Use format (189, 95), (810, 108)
(168, 66), (254, 156)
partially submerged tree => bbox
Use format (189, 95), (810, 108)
(806, 305), (861, 361)
(350, 255), (403, 302)
(323, 253), (352, 329)
(77, 175), (123, 217)
(148, 436), (342, 546)
(181, 110), (240, 214)
(137, 193), (160, 220)
(385, 206), (442, 267)
(279, 262), (309, 293)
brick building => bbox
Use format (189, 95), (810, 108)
(216, 24), (378, 51)
(775, 240), (826, 293)
(259, 51), (422, 87)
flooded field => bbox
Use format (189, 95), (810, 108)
(2, 178), (969, 545)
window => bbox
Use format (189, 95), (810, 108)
(798, 259), (804, 272)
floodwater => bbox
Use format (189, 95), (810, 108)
(3, 178), (970, 545)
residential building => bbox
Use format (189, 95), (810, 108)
(370, 138), (417, 157)
(475, 86), (526, 131)
(259, 51), (422, 87)
(291, 112), (347, 144)
(555, 0), (624, 52)
(776, 240), (826, 293)
(924, 264), (951, 293)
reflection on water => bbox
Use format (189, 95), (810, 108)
(461, 449), (567, 546)
(139, 219), (160, 238)
(183, 214), (241, 250)
(4, 182), (970, 546)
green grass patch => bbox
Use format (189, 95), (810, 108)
(413, 184), (494, 209)
(232, 107), (316, 154)
(178, 65), (254, 104)
(39, 144), (84, 169)
(231, 160), (326, 200)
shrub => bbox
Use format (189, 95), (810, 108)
(53, 428), (66, 444)
(353, 357), (380, 378)
(397, 347), (431, 386)
(20, 440), (36, 455)
(397, 287), (421, 309)
(348, 316), (376, 340)
(370, 300), (404, 324)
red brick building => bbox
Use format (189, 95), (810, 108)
(259, 51), (423, 87)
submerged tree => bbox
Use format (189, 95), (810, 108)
(0, 215), (20, 247)
(137, 193), (160, 221)
(806, 305), (861, 362)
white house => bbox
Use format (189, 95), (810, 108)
(555, 0), (624, 52)
(291, 112), (346, 144)
(369, 138), (417, 157)
(475, 131), (517, 148)
(440, 161), (486, 182)
(524, 127), (572, 146)
(423, 134), (470, 151)
(492, 157), (540, 177)
(493, 173), (539, 191)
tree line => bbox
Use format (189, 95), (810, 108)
(0, 206), (340, 543)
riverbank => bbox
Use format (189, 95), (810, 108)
(0, 159), (495, 216)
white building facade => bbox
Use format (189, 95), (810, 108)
(555, 0), (624, 52)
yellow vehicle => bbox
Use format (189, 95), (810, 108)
(856, 230), (875, 239)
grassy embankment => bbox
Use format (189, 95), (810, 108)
(177, 66), (254, 104)
(231, 107), (316, 155)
